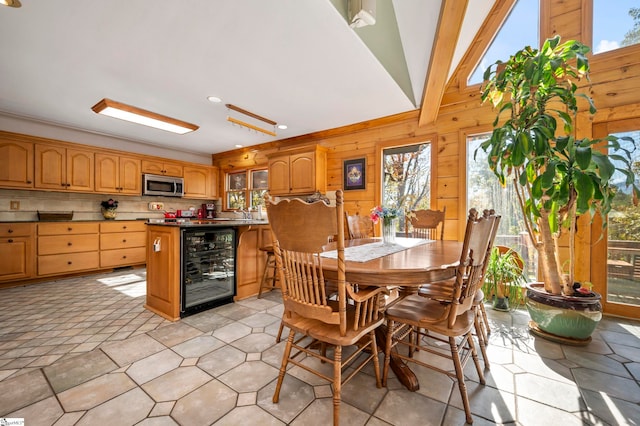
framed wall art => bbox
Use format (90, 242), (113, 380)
(343, 157), (366, 190)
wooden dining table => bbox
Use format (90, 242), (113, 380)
(320, 237), (463, 391)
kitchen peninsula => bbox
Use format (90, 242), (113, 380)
(145, 219), (272, 321)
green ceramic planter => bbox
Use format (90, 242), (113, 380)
(525, 283), (602, 341)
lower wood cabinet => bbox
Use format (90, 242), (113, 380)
(145, 225), (181, 321)
(235, 225), (273, 300)
(0, 223), (35, 282)
(99, 221), (146, 268)
(37, 222), (99, 276)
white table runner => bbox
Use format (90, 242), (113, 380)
(320, 238), (433, 263)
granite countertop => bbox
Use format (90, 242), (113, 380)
(145, 219), (269, 227)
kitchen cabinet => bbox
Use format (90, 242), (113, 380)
(37, 222), (99, 276)
(267, 146), (327, 196)
(0, 223), (35, 282)
(142, 160), (183, 177)
(235, 224), (273, 300)
(145, 225), (181, 321)
(99, 221), (147, 268)
(95, 153), (142, 195)
(0, 138), (34, 188)
(35, 144), (94, 192)
(183, 165), (218, 199)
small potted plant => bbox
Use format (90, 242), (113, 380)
(482, 246), (527, 311)
(101, 198), (118, 220)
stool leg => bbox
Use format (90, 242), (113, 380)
(258, 252), (276, 299)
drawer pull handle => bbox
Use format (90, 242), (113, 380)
(123, 239), (127, 243)
(7, 229), (13, 233)
(67, 261), (72, 265)
(123, 226), (127, 229)
(68, 227), (73, 231)
(8, 239), (13, 243)
(123, 256), (127, 259)
(67, 242), (72, 246)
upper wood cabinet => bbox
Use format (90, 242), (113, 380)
(183, 165), (219, 199)
(35, 144), (94, 192)
(95, 153), (142, 195)
(268, 146), (327, 196)
(0, 138), (34, 188)
(142, 160), (183, 177)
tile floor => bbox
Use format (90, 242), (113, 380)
(1, 268), (640, 425)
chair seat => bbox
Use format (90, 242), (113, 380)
(385, 294), (476, 337)
(282, 308), (384, 347)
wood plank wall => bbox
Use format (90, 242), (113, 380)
(212, 0), (640, 283)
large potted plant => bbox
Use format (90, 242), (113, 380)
(478, 36), (639, 343)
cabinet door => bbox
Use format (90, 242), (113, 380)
(142, 160), (164, 175)
(66, 148), (94, 191)
(119, 156), (141, 194)
(163, 163), (183, 177)
(0, 236), (34, 282)
(289, 152), (315, 194)
(209, 166), (219, 198)
(0, 139), (34, 188)
(268, 156), (290, 195)
(183, 166), (210, 199)
(35, 144), (66, 189)
(95, 153), (119, 193)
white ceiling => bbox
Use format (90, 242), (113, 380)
(0, 0), (494, 156)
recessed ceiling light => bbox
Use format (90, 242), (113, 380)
(235, 144), (243, 148)
(207, 96), (222, 103)
(1, 0), (22, 8)
(91, 98), (198, 134)
(277, 124), (288, 130)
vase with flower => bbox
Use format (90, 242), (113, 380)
(101, 199), (118, 220)
(370, 206), (400, 245)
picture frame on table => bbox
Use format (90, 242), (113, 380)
(343, 157), (366, 190)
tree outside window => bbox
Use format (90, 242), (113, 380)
(226, 169), (268, 210)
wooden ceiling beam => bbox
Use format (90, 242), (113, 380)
(418, 0), (469, 127)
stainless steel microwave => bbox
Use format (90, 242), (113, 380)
(143, 174), (184, 197)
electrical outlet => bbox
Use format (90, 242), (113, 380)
(148, 202), (164, 211)
(10, 200), (20, 210)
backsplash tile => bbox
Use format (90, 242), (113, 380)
(0, 190), (218, 222)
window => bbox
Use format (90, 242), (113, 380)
(225, 168), (268, 210)
(468, 0), (539, 86)
(592, 0), (640, 54)
(467, 133), (538, 280)
(381, 142), (431, 231)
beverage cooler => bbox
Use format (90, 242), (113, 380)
(181, 228), (236, 316)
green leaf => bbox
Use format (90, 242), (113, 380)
(575, 172), (595, 213)
(575, 146), (592, 170)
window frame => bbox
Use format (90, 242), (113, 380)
(223, 167), (268, 211)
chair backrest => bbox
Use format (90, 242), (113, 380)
(346, 212), (375, 239)
(406, 206), (446, 240)
(266, 189), (349, 335)
(447, 208), (500, 328)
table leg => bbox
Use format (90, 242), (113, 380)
(375, 325), (419, 391)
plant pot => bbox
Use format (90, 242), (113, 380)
(525, 282), (602, 345)
(492, 296), (509, 311)
(101, 207), (117, 220)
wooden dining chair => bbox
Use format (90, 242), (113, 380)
(383, 208), (500, 424)
(345, 212), (375, 239)
(266, 189), (387, 426)
(405, 206), (446, 240)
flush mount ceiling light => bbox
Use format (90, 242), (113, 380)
(226, 104), (277, 137)
(1, 0), (22, 7)
(91, 98), (198, 134)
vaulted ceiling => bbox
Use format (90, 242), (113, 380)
(0, 0), (495, 155)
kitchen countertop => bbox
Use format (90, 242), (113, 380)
(145, 219), (269, 227)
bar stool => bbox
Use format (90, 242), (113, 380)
(258, 245), (279, 298)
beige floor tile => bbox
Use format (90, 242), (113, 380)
(125, 349), (183, 385)
(0, 369), (53, 416)
(57, 372), (137, 412)
(75, 387), (154, 426)
(100, 333), (166, 367)
(44, 350), (118, 393)
(171, 379), (237, 425)
(142, 366), (212, 402)
(146, 322), (203, 347)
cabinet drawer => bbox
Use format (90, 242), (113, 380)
(100, 221), (146, 233)
(38, 234), (99, 255)
(100, 247), (146, 268)
(0, 223), (34, 237)
(38, 222), (99, 236)
(38, 251), (99, 276)
(100, 232), (146, 250)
